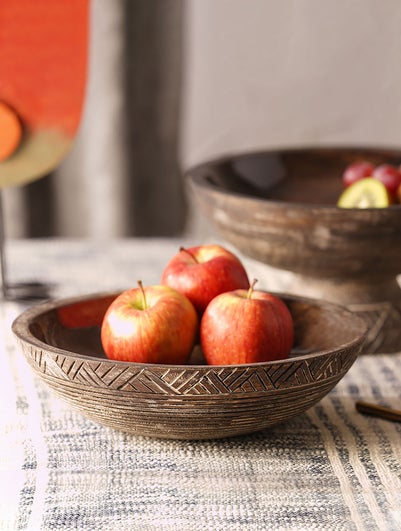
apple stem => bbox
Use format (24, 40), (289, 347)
(137, 280), (148, 309)
(179, 246), (198, 264)
(247, 279), (258, 299)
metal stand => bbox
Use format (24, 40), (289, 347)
(0, 190), (9, 299)
(0, 190), (51, 301)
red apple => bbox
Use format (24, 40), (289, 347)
(200, 280), (294, 365)
(101, 282), (198, 364)
(161, 244), (250, 316)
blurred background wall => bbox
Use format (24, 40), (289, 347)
(4, 0), (401, 239)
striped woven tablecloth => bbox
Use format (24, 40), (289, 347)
(1, 239), (401, 531)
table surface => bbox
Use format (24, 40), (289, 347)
(1, 238), (401, 531)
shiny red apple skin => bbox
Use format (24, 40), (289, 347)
(161, 245), (250, 316)
(200, 288), (294, 365)
(101, 285), (198, 364)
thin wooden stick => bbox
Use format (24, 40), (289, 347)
(355, 401), (401, 423)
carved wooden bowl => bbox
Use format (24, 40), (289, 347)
(189, 147), (401, 353)
(12, 291), (366, 440)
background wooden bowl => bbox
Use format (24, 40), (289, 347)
(188, 147), (401, 353)
(13, 291), (366, 440)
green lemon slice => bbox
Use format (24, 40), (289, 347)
(337, 177), (390, 208)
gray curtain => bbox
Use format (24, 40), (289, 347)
(4, 0), (401, 239)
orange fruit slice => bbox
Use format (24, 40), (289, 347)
(337, 178), (390, 208)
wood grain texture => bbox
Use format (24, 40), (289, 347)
(12, 292), (366, 439)
(189, 147), (401, 353)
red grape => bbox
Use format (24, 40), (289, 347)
(372, 164), (401, 196)
(342, 161), (374, 187)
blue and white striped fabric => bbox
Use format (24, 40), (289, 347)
(1, 239), (400, 530)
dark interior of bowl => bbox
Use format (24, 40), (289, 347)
(26, 293), (366, 364)
(191, 147), (401, 205)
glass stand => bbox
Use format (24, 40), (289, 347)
(0, 190), (51, 301)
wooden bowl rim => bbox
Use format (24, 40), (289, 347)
(187, 145), (401, 211)
(12, 290), (368, 370)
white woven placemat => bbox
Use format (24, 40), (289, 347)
(1, 239), (400, 530)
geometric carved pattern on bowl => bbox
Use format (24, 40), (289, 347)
(23, 344), (352, 396)
(308, 351), (348, 380)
